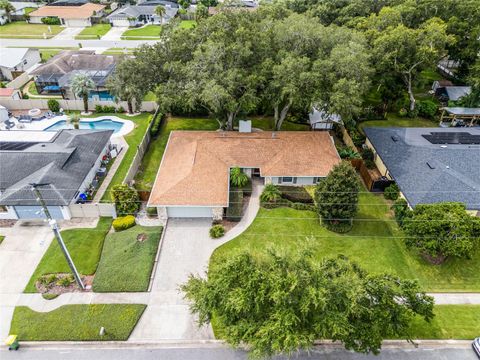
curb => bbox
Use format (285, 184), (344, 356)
(2, 339), (472, 351)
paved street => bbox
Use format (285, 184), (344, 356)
(0, 38), (156, 48)
(0, 345), (477, 360)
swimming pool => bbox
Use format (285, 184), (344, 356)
(44, 119), (124, 133)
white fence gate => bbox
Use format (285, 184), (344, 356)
(68, 203), (117, 218)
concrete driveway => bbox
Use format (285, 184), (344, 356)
(130, 218), (216, 341)
(101, 26), (128, 41)
(0, 222), (53, 339)
(53, 27), (85, 40)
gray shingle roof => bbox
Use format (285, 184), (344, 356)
(107, 1), (178, 19)
(444, 86), (471, 101)
(364, 127), (480, 210)
(0, 129), (112, 206)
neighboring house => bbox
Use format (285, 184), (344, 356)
(148, 130), (340, 219)
(439, 107), (480, 127)
(107, 0), (178, 27)
(364, 127), (480, 212)
(0, 129), (113, 220)
(30, 50), (117, 100)
(0, 2), (40, 23)
(431, 79), (453, 92)
(50, 0), (89, 6)
(435, 85), (471, 102)
(309, 108), (342, 130)
(0, 47), (40, 81)
(0, 88), (22, 100)
(28, 3), (105, 27)
(208, 0), (258, 15)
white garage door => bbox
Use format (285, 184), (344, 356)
(167, 206), (212, 218)
(15, 206), (65, 219)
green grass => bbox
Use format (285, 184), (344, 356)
(75, 24), (111, 39)
(121, 25), (162, 40)
(92, 225), (162, 292)
(102, 47), (134, 55)
(358, 113), (437, 134)
(0, 236), (4, 245)
(211, 190), (480, 292)
(27, 81), (39, 95)
(143, 91), (157, 101)
(10, 304), (146, 341)
(134, 117), (219, 191)
(39, 48), (79, 63)
(96, 112), (153, 201)
(0, 22), (63, 38)
(250, 116), (310, 131)
(24, 218), (112, 293)
(408, 305), (480, 339)
(24, 7), (37, 14)
(179, 20), (197, 29)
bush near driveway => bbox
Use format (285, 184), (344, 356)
(24, 217), (112, 293)
(93, 225), (162, 292)
(10, 304), (146, 341)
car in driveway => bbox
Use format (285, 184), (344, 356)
(473, 337), (480, 358)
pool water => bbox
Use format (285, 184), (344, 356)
(45, 119), (124, 133)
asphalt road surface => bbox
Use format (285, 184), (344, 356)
(1, 346), (477, 360)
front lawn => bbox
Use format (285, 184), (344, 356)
(408, 305), (480, 339)
(10, 304), (146, 341)
(251, 116), (310, 131)
(93, 225), (162, 292)
(75, 24), (111, 39)
(121, 25), (162, 39)
(0, 22), (63, 38)
(134, 117), (219, 191)
(211, 191), (480, 292)
(24, 217), (112, 293)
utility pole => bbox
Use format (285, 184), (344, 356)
(30, 183), (85, 290)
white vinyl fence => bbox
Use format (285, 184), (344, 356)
(7, 72), (31, 90)
(68, 203), (117, 218)
(0, 99), (157, 112)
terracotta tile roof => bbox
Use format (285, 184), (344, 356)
(149, 131), (340, 207)
(29, 3), (105, 19)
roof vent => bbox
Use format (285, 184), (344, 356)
(440, 145), (447, 148)
(239, 120), (252, 133)
(272, 132), (276, 139)
(426, 161), (435, 169)
(391, 135), (399, 142)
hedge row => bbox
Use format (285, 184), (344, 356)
(261, 197), (316, 212)
(278, 186), (313, 204)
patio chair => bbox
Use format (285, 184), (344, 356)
(44, 111), (54, 119)
(18, 115), (32, 123)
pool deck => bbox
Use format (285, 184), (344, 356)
(0, 115), (134, 138)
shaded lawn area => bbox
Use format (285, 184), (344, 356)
(121, 25), (162, 39)
(75, 24), (111, 39)
(179, 20), (197, 29)
(358, 113), (437, 134)
(24, 218), (112, 293)
(250, 115), (310, 131)
(211, 191), (480, 292)
(10, 304), (146, 341)
(407, 305), (480, 339)
(93, 225), (162, 292)
(0, 22), (63, 38)
(134, 117), (218, 191)
(92, 112), (153, 201)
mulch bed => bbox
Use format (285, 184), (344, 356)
(36, 273), (94, 295)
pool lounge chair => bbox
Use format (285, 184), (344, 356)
(18, 115), (32, 123)
(44, 111), (54, 119)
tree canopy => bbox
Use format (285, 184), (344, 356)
(181, 247), (434, 358)
(403, 202), (480, 264)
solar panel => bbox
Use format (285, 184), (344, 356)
(422, 132), (480, 145)
(0, 142), (38, 151)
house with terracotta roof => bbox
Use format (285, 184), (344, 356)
(0, 88), (22, 100)
(148, 130), (340, 219)
(28, 3), (105, 27)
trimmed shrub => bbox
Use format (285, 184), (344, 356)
(209, 224), (225, 238)
(384, 183), (400, 200)
(116, 106), (125, 113)
(337, 146), (361, 160)
(146, 207), (157, 217)
(278, 186), (313, 204)
(150, 112), (164, 137)
(95, 104), (103, 113)
(56, 275), (74, 287)
(391, 198), (411, 227)
(417, 100), (437, 119)
(41, 16), (61, 25)
(48, 99), (60, 113)
(361, 148), (376, 169)
(226, 189), (243, 222)
(112, 215), (136, 232)
(111, 184), (140, 215)
(95, 105), (116, 113)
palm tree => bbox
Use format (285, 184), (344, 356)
(0, 0), (16, 23)
(70, 73), (95, 114)
(155, 5), (166, 25)
(67, 113), (81, 129)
